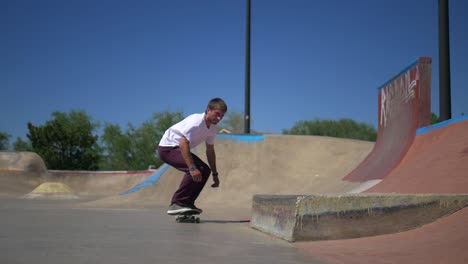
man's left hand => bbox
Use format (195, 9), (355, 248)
(211, 174), (220, 188)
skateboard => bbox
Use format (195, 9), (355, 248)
(175, 210), (201, 223)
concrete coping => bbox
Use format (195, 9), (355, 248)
(251, 193), (468, 242)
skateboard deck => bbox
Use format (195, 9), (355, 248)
(175, 210), (201, 223)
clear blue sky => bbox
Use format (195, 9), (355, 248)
(2, 0), (467, 141)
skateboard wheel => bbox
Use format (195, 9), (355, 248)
(174, 212), (201, 223)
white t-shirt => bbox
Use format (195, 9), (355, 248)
(159, 113), (217, 149)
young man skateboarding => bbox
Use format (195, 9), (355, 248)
(158, 98), (227, 215)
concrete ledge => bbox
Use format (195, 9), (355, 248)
(251, 194), (468, 242)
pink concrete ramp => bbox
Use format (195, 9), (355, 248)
(297, 207), (468, 264)
(292, 53), (468, 262)
(344, 57), (432, 182)
(367, 118), (468, 194)
(296, 118), (468, 263)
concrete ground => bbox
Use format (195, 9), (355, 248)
(0, 198), (324, 264)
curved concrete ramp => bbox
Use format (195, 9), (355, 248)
(366, 118), (468, 194)
(297, 206), (468, 264)
(0, 151), (47, 196)
(251, 194), (468, 242)
(85, 134), (374, 210)
(250, 58), (468, 248)
(0, 151), (47, 173)
(1, 151), (157, 198)
(345, 57), (432, 182)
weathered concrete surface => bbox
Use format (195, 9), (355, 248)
(0, 150), (155, 198)
(0, 198), (323, 264)
(0, 151), (47, 196)
(1, 135), (373, 209)
(84, 134), (373, 212)
(23, 182), (79, 200)
(251, 194), (468, 242)
(0, 151), (47, 173)
(47, 170), (153, 197)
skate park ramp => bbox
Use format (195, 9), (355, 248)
(344, 57), (432, 183)
(251, 57), (457, 240)
(0, 151), (155, 199)
(247, 57), (468, 262)
(283, 58), (468, 263)
(297, 116), (468, 264)
(0, 135), (375, 210)
(0, 151), (47, 197)
(84, 134), (374, 211)
(366, 116), (468, 194)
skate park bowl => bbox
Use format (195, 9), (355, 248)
(0, 150), (156, 199)
(1, 57), (468, 262)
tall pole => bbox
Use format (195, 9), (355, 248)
(439, 0), (451, 121)
(244, 0), (251, 134)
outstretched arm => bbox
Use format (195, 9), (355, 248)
(206, 143), (219, 187)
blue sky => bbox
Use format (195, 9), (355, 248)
(2, 0), (467, 141)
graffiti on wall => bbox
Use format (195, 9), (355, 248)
(380, 65), (419, 127)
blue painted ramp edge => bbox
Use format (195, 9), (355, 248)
(216, 134), (265, 142)
(120, 164), (170, 195)
(377, 58), (419, 90)
(416, 115), (468, 135)
(120, 134), (265, 195)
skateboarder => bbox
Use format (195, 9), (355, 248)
(157, 98), (227, 215)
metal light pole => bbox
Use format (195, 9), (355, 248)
(439, 0), (452, 121)
(244, 0), (251, 134)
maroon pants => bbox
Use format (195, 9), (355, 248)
(157, 146), (211, 207)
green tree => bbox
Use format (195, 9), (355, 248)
(283, 118), (377, 141)
(100, 111), (183, 170)
(128, 121), (161, 170)
(27, 110), (101, 170)
(99, 124), (132, 170)
(430, 112), (440, 124)
(0, 132), (11, 150)
(13, 137), (33, 151)
(218, 111), (244, 133)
